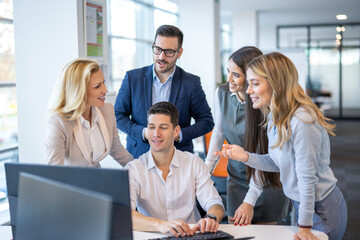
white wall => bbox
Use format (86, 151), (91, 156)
(259, 25), (277, 51)
(232, 11), (258, 50)
(13, 0), (81, 163)
(178, 0), (221, 111)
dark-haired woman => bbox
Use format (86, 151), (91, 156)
(205, 47), (289, 225)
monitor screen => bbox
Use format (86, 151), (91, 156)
(5, 162), (133, 240)
(16, 172), (113, 240)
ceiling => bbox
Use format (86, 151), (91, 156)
(220, 0), (360, 27)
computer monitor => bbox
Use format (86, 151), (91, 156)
(5, 162), (133, 240)
(16, 172), (113, 240)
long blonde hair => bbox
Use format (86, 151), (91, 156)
(51, 58), (100, 120)
(247, 52), (335, 149)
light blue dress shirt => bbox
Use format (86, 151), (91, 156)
(151, 65), (176, 104)
(142, 65), (183, 142)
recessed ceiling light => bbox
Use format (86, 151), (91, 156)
(336, 26), (346, 32)
(336, 14), (347, 20)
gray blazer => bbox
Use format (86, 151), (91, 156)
(45, 102), (133, 167)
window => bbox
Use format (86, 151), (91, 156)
(108, 0), (178, 91)
(220, 23), (232, 85)
(0, 0), (18, 224)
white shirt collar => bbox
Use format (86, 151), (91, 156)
(79, 107), (100, 129)
(147, 147), (179, 170)
(231, 92), (246, 104)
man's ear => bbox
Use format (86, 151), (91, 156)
(177, 48), (183, 59)
(174, 125), (180, 137)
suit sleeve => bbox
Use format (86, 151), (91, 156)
(45, 115), (66, 165)
(180, 78), (214, 142)
(114, 72), (145, 140)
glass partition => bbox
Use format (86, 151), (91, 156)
(278, 23), (360, 119)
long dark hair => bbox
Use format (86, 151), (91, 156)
(230, 46), (281, 188)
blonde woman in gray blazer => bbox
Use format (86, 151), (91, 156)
(46, 59), (133, 167)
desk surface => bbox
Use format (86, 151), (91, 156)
(134, 224), (328, 240)
(0, 224), (328, 240)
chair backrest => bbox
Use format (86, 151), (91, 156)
(204, 131), (228, 177)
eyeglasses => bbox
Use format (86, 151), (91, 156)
(152, 45), (180, 57)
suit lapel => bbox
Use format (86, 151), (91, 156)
(93, 107), (110, 163)
(144, 65), (153, 110)
(169, 67), (181, 105)
(96, 107), (110, 152)
(73, 118), (92, 164)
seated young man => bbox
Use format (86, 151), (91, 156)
(125, 101), (225, 237)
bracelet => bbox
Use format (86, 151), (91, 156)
(297, 224), (313, 229)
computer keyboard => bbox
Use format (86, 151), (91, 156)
(149, 230), (234, 239)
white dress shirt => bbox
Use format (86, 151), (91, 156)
(79, 107), (106, 162)
(125, 149), (224, 224)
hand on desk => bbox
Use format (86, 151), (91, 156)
(230, 202), (254, 226)
(294, 228), (320, 240)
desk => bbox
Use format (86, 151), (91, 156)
(0, 226), (11, 239)
(0, 225), (328, 240)
(134, 224), (328, 240)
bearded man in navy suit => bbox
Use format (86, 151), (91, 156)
(114, 25), (214, 158)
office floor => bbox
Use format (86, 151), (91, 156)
(329, 120), (360, 240)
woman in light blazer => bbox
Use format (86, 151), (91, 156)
(46, 59), (133, 167)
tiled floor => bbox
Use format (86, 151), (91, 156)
(329, 120), (360, 240)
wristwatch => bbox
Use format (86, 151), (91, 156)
(204, 214), (217, 222)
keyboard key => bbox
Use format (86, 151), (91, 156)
(149, 230), (234, 240)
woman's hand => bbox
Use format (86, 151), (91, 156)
(230, 202), (254, 226)
(214, 144), (249, 162)
(294, 227), (320, 240)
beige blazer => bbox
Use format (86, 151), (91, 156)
(45, 102), (133, 167)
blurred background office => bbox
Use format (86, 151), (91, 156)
(0, 0), (359, 239)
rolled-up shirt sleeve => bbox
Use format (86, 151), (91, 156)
(195, 156), (224, 211)
(124, 163), (140, 210)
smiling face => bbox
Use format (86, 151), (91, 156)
(85, 69), (107, 108)
(147, 113), (180, 154)
(226, 58), (246, 94)
(152, 35), (183, 77)
(246, 68), (273, 109)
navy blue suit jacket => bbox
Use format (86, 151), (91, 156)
(114, 64), (214, 158)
